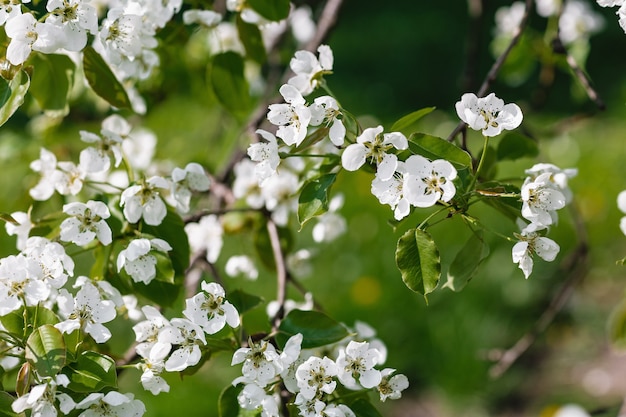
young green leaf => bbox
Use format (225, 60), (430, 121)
(208, 52), (252, 118)
(0, 212), (19, 226)
(63, 350), (117, 392)
(496, 132), (539, 161)
(0, 392), (19, 417)
(348, 398), (384, 417)
(390, 107), (436, 135)
(0, 70), (30, 127)
(247, 0), (290, 21)
(408, 133), (472, 169)
(444, 230), (490, 292)
(218, 384), (243, 417)
(298, 173), (337, 228)
(82, 46), (131, 109)
(0, 306), (60, 340)
(29, 53), (75, 113)
(228, 289), (263, 315)
(25, 324), (66, 377)
(395, 228), (441, 296)
(276, 309), (349, 349)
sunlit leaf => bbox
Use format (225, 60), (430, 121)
(276, 309), (349, 349)
(298, 173), (337, 228)
(29, 53), (75, 113)
(82, 46), (131, 109)
(444, 230), (490, 292)
(408, 133), (472, 169)
(25, 324), (66, 377)
(395, 228), (441, 296)
(228, 289), (263, 315)
(63, 351), (117, 392)
(0, 70), (30, 127)
(390, 107), (436, 135)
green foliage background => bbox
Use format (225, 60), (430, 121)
(2, 1), (626, 416)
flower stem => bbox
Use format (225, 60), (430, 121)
(466, 135), (489, 193)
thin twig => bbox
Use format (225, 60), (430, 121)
(489, 201), (589, 378)
(267, 218), (288, 329)
(447, 0), (533, 142)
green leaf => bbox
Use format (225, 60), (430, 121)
(152, 250), (175, 284)
(25, 324), (66, 377)
(298, 173), (337, 228)
(236, 16), (266, 64)
(477, 182), (522, 222)
(132, 280), (181, 308)
(82, 46), (131, 109)
(228, 289), (263, 315)
(348, 398), (384, 417)
(0, 392), (19, 417)
(444, 230), (490, 292)
(395, 228), (441, 296)
(247, 0), (290, 21)
(0, 213), (19, 226)
(408, 133), (472, 169)
(276, 309), (349, 349)
(29, 53), (75, 113)
(0, 70), (30, 127)
(208, 52), (251, 118)
(218, 384), (242, 417)
(496, 132), (539, 161)
(0, 306), (60, 340)
(390, 107), (436, 135)
(63, 351), (117, 392)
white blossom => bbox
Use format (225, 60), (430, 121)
(5, 211), (32, 251)
(157, 318), (207, 372)
(22, 237), (74, 292)
(267, 84), (312, 147)
(120, 176), (169, 226)
(232, 340), (282, 387)
(182, 9), (222, 27)
(296, 356), (338, 400)
(0, 254), (48, 315)
(261, 170), (299, 226)
(60, 200), (112, 246)
(403, 154), (457, 208)
(133, 305), (171, 358)
(29, 148), (59, 201)
(233, 159), (265, 209)
(512, 223), (560, 279)
(455, 92), (523, 137)
(559, 1), (604, 45)
(248, 129), (281, 186)
(225, 255), (258, 280)
(185, 214), (223, 263)
(371, 161), (411, 220)
(524, 163), (577, 204)
(309, 95), (346, 146)
(117, 238), (172, 285)
(170, 162), (211, 212)
(288, 44), (333, 95)
(5, 13), (64, 65)
(341, 126), (408, 181)
(618, 190), (626, 236)
(377, 368), (409, 402)
(335, 340), (382, 389)
(55, 281), (116, 343)
(75, 391), (145, 417)
(237, 383), (280, 417)
(12, 374), (75, 417)
(45, 0), (98, 51)
(521, 172), (566, 227)
(312, 194), (347, 242)
(494, 2), (525, 37)
(183, 281), (240, 334)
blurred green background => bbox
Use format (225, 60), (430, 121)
(3, 1), (626, 416)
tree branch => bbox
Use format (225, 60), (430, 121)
(267, 218), (288, 329)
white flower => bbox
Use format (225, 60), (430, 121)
(117, 238), (172, 285)
(512, 223), (560, 279)
(22, 237), (74, 291)
(60, 200), (112, 246)
(335, 340), (381, 389)
(133, 305), (171, 358)
(0, 1), (26, 26)
(45, 0), (98, 51)
(553, 404), (592, 417)
(55, 281), (117, 343)
(99, 8), (148, 64)
(618, 190), (626, 236)
(559, 1), (604, 45)
(288, 44), (334, 95)
(54, 161), (87, 196)
(598, 0), (623, 6)
(404, 154), (458, 208)
(296, 356), (338, 400)
(521, 172), (566, 227)
(5, 211), (32, 251)
(170, 162), (211, 212)
(377, 368), (409, 402)
(267, 84), (312, 147)
(371, 161), (412, 220)
(248, 129), (281, 186)
(341, 126), (408, 181)
(524, 163), (577, 204)
(139, 351), (170, 395)
(182, 9), (222, 27)
(183, 281), (240, 334)
(290, 6), (316, 45)
(455, 92), (523, 137)
(353, 321), (387, 365)
(232, 340), (282, 387)
(12, 374), (75, 416)
(494, 2), (526, 37)
(233, 159), (265, 209)
(157, 318), (207, 372)
(261, 170), (299, 226)
(536, 0), (561, 17)
(120, 176), (170, 226)
(225, 255), (258, 280)
(266, 292), (314, 320)
(309, 95), (346, 146)
(29, 148), (58, 201)
(5, 13), (64, 65)
(122, 128), (156, 171)
(323, 404), (355, 417)
(75, 391), (145, 417)
(237, 384), (280, 417)
(0, 254), (48, 315)
(78, 115), (127, 174)
(185, 214), (223, 263)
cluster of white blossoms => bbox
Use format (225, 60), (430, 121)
(230, 323), (408, 417)
(513, 163), (577, 278)
(455, 92), (523, 137)
(597, 0), (626, 34)
(131, 282), (240, 394)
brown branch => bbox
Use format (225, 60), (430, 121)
(488, 201), (589, 378)
(447, 0), (533, 142)
(267, 218), (288, 329)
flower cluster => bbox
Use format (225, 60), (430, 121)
(230, 323), (408, 417)
(455, 92), (523, 137)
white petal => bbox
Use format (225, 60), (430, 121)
(341, 144), (367, 171)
